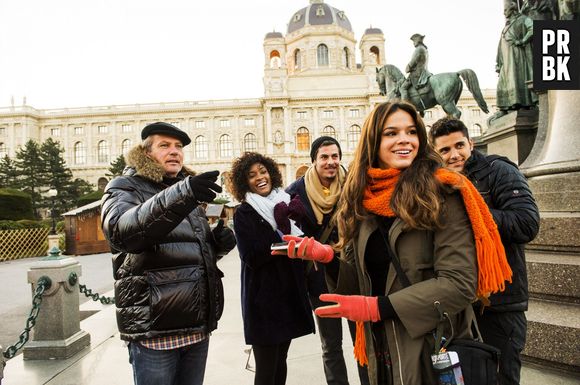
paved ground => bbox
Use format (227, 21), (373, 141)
(1, 250), (579, 385)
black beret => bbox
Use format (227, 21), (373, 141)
(310, 136), (342, 162)
(141, 122), (191, 146)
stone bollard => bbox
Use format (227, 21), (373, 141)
(22, 247), (90, 360)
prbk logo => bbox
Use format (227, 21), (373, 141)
(533, 21), (579, 90)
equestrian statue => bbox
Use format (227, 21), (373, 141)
(376, 34), (489, 119)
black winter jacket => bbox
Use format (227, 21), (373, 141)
(234, 202), (314, 345)
(465, 150), (540, 311)
(101, 146), (230, 341)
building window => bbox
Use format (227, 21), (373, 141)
(424, 110), (433, 119)
(195, 135), (208, 159)
(294, 49), (301, 70)
(349, 109), (360, 118)
(343, 47), (350, 68)
(220, 119), (230, 128)
(317, 44), (329, 67)
(170, 121), (181, 128)
(316, 5), (325, 16)
(74, 126), (83, 135)
(50, 127), (60, 137)
(0, 127), (5, 136)
(470, 124), (483, 137)
(347, 125), (361, 150)
(322, 110), (334, 119)
(219, 134), (233, 158)
(370, 46), (380, 65)
(0, 143), (7, 157)
(322, 126), (336, 138)
(297, 111), (307, 120)
(195, 120), (205, 129)
(122, 139), (132, 154)
(270, 50), (281, 69)
(97, 140), (109, 163)
(243, 133), (257, 152)
(471, 109), (481, 117)
(74, 142), (86, 164)
(244, 118), (255, 127)
(121, 124), (132, 133)
(296, 127), (310, 152)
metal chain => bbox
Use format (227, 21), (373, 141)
(79, 284), (115, 305)
(2, 277), (50, 360)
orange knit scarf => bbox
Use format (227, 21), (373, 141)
(351, 167), (512, 366)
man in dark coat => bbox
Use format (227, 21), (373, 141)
(286, 136), (369, 385)
(430, 117), (540, 385)
(101, 122), (236, 385)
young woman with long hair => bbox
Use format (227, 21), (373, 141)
(275, 101), (511, 385)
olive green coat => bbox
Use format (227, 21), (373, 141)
(330, 190), (477, 385)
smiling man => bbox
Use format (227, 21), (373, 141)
(286, 136), (369, 385)
(101, 122), (236, 385)
(430, 116), (539, 385)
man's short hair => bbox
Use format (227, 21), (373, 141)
(429, 117), (470, 143)
(310, 136), (342, 162)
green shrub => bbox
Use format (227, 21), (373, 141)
(0, 189), (34, 220)
(77, 190), (104, 206)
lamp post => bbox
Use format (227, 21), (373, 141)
(47, 188), (57, 235)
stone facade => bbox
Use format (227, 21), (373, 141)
(0, 0), (496, 195)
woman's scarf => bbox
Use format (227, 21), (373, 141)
(304, 164), (346, 225)
(245, 188), (303, 236)
(351, 167), (512, 366)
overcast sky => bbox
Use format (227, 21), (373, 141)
(0, 0), (505, 109)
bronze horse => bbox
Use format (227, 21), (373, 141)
(376, 64), (489, 118)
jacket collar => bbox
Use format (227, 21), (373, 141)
(125, 144), (195, 183)
(464, 149), (491, 180)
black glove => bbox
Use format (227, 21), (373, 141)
(188, 170), (222, 203)
(212, 219), (236, 252)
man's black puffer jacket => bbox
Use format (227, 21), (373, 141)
(464, 149), (540, 311)
(101, 145), (226, 341)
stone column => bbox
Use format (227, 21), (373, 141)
(518, 90), (580, 372)
(23, 251), (90, 360)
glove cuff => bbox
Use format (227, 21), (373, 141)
(320, 244), (335, 263)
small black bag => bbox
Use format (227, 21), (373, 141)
(434, 308), (500, 385)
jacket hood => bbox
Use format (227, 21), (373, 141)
(126, 144), (195, 183)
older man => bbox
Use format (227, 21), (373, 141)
(101, 122), (236, 385)
(286, 136), (369, 385)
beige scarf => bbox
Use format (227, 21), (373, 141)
(304, 165), (346, 224)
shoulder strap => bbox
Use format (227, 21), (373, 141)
(377, 221), (411, 288)
(318, 222), (334, 244)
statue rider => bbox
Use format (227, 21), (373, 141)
(403, 33), (432, 96)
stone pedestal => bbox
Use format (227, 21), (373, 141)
(47, 234), (60, 254)
(518, 90), (580, 372)
(23, 257), (90, 360)
(481, 109), (538, 164)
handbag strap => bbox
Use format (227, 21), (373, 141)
(377, 221), (411, 288)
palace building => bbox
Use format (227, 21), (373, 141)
(0, 0), (495, 194)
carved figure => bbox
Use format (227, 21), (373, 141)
(494, 2), (537, 118)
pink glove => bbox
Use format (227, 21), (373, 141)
(315, 293), (380, 322)
(271, 235), (334, 263)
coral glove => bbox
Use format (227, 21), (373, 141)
(315, 294), (380, 322)
(272, 235), (334, 263)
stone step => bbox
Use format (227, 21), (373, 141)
(523, 298), (580, 372)
(526, 251), (580, 304)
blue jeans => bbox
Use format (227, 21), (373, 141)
(128, 338), (209, 385)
